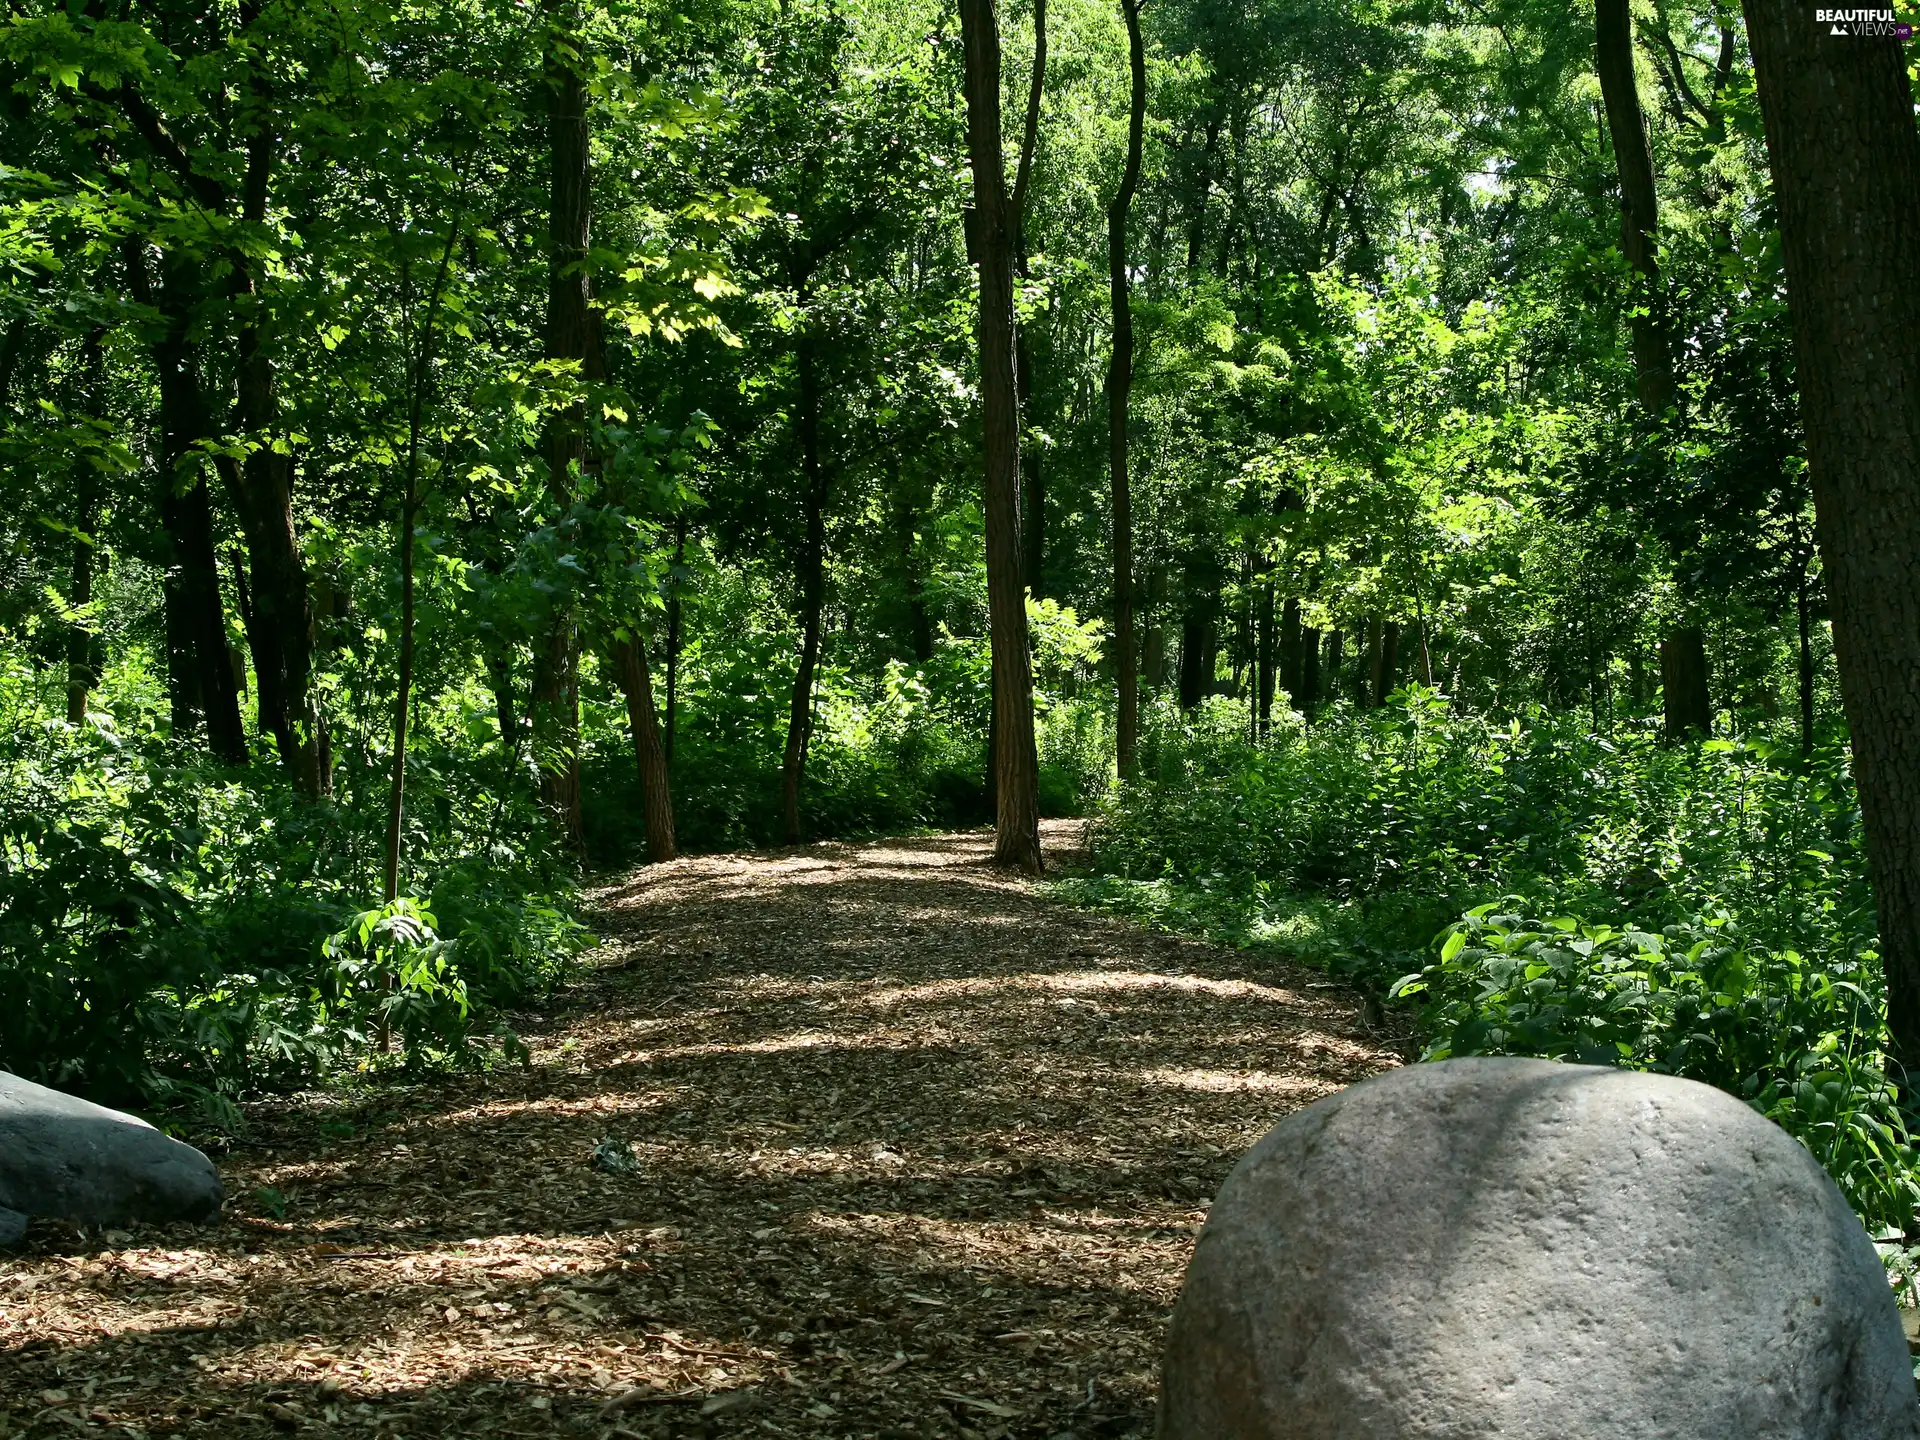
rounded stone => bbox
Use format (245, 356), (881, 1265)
(0, 1071), (223, 1239)
(1157, 1057), (1917, 1439)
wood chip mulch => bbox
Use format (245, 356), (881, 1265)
(1, 820), (1402, 1439)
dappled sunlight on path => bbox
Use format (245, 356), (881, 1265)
(1, 822), (1400, 1439)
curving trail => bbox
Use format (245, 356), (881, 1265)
(1, 822), (1399, 1439)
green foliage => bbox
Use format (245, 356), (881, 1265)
(1078, 692), (1912, 1226)
(1396, 907), (1917, 1232)
(0, 665), (585, 1117)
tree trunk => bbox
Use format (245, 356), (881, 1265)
(1796, 553), (1815, 760)
(1364, 617), (1383, 706)
(1659, 627), (1710, 737)
(665, 514), (686, 763)
(959, 0), (1042, 873)
(781, 328), (830, 847)
(1376, 620), (1401, 705)
(1255, 579), (1275, 737)
(895, 480), (934, 663)
(1300, 625), (1321, 720)
(614, 633), (677, 862)
(382, 217), (460, 915)
(1594, 0), (1675, 416)
(65, 332), (104, 724)
(1107, 0), (1146, 779)
(1597, 0), (1710, 740)
(128, 244), (248, 763)
(534, 0), (594, 857)
(227, 110), (325, 797)
(1279, 595), (1302, 712)
(1327, 628), (1345, 707)
(1013, 0), (1047, 602)
(1742, 0), (1920, 1078)
(1176, 551), (1218, 710)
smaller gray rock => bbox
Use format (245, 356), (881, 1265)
(0, 1071), (223, 1241)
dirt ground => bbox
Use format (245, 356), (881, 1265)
(0, 821), (1400, 1439)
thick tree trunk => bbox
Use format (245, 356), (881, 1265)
(959, 0), (1042, 873)
(1364, 617), (1383, 706)
(781, 329), (830, 846)
(614, 633), (677, 862)
(534, 0), (594, 857)
(1327, 628), (1345, 707)
(129, 244), (248, 763)
(1741, 0), (1920, 1078)
(1107, 0), (1146, 779)
(1659, 627), (1711, 737)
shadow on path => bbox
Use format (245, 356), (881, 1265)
(1, 822), (1400, 1440)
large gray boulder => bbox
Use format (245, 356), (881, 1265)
(1159, 1057), (1917, 1440)
(0, 1071), (223, 1243)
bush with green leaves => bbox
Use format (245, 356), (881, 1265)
(1074, 687), (1910, 1228)
(0, 667), (586, 1117)
(1393, 907), (1915, 1232)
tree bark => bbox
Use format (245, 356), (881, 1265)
(1176, 551), (1218, 711)
(1597, 0), (1711, 739)
(1327, 628), (1345, 707)
(128, 243), (248, 763)
(65, 332), (104, 724)
(1013, 0), (1047, 601)
(1107, 0), (1146, 779)
(780, 326), (830, 846)
(1659, 626), (1710, 737)
(534, 0), (594, 857)
(665, 513), (686, 763)
(226, 87), (325, 797)
(1796, 552), (1815, 760)
(1300, 625), (1322, 720)
(614, 632), (677, 862)
(1255, 578), (1275, 737)
(1741, 0), (1920, 1079)
(1594, 0), (1676, 416)
(959, 0), (1042, 873)
(1279, 595), (1302, 711)
(383, 218), (461, 911)
(1376, 620), (1400, 705)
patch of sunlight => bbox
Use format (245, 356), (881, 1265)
(865, 969), (1304, 1010)
(1248, 902), (1331, 945)
(1139, 1067), (1333, 1098)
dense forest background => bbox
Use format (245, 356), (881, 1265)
(4, 0), (1918, 1230)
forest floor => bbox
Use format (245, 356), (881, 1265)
(2, 821), (1402, 1440)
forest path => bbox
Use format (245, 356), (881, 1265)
(5, 823), (1398, 1440)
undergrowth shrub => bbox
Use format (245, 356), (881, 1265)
(0, 704), (586, 1118)
(1074, 685), (1911, 1228)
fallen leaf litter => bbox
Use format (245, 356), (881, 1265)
(0, 821), (1400, 1438)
